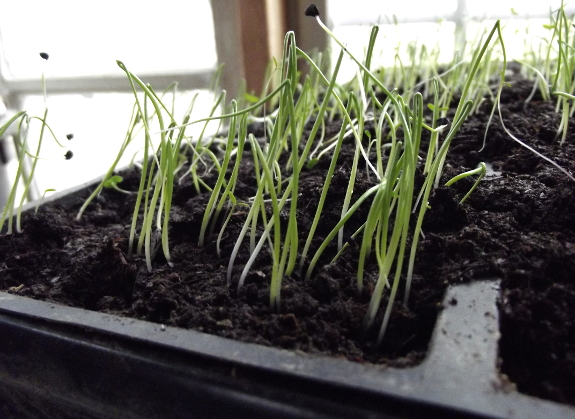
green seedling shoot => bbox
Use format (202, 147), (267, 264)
(5, 3), (572, 351)
(445, 162), (487, 204)
(1, 53), (69, 234)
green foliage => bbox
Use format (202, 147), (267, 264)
(5, 2), (575, 346)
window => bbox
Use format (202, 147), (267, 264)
(0, 0), (217, 79)
(0, 0), (217, 199)
(2, 0), (574, 206)
(326, 0), (575, 80)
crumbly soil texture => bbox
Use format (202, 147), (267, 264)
(1, 75), (574, 406)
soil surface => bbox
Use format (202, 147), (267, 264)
(1, 73), (574, 406)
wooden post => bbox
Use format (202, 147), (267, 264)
(210, 0), (328, 99)
(284, 0), (327, 55)
(210, 0), (286, 99)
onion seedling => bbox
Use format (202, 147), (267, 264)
(0, 111), (28, 233)
(102, 175), (132, 195)
(10, 4), (569, 350)
(34, 189), (56, 214)
(0, 54), (69, 234)
(198, 101), (246, 247)
(231, 31), (336, 310)
(304, 4), (510, 343)
(113, 61), (199, 271)
(298, 53), (349, 273)
(445, 162), (487, 205)
(549, 3), (575, 145)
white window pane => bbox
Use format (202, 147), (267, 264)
(466, 18), (556, 60)
(332, 22), (456, 82)
(326, 0), (575, 76)
(466, 0), (569, 17)
(0, 0), (217, 79)
(18, 90), (219, 194)
(328, 0), (458, 26)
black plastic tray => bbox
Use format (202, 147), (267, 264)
(0, 279), (573, 418)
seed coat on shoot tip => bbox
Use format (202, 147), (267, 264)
(305, 4), (320, 17)
(64, 150), (73, 160)
(437, 117), (450, 126)
(39, 52), (49, 60)
(66, 133), (74, 140)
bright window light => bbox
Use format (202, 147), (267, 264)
(18, 90), (220, 193)
(0, 0), (217, 79)
(0, 0), (218, 200)
(326, 0), (575, 81)
(465, 0), (566, 17)
(332, 22), (456, 82)
(328, 0), (458, 26)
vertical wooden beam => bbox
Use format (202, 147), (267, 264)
(264, 0), (287, 64)
(283, 0), (328, 76)
(210, 0), (286, 99)
(284, 0), (327, 54)
(210, 0), (244, 100)
(210, 0), (328, 98)
(238, 0), (286, 94)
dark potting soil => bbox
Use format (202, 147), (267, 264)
(1, 74), (574, 406)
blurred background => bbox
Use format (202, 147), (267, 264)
(0, 0), (572, 209)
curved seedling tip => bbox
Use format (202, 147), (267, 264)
(66, 133), (74, 140)
(39, 52), (49, 60)
(64, 150), (73, 160)
(305, 4), (320, 17)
